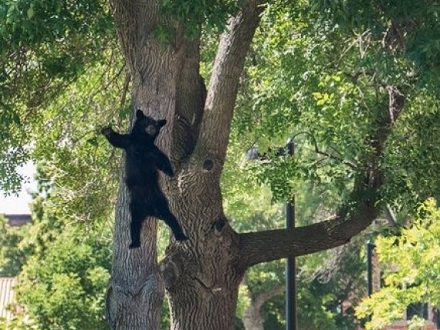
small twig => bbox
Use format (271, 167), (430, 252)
(292, 131), (358, 169)
(119, 70), (131, 109)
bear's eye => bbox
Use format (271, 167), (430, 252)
(145, 125), (157, 135)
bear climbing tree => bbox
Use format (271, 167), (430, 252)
(102, 110), (188, 248)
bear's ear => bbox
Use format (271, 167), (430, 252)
(157, 119), (167, 128)
(135, 110), (145, 119)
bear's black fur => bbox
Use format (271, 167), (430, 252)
(102, 110), (188, 248)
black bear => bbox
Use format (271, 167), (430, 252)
(102, 110), (188, 248)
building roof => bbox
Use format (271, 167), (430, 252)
(0, 277), (16, 322)
(1, 214), (31, 226)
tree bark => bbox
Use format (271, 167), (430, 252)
(161, 2), (266, 329)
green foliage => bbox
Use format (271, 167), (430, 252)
(16, 235), (111, 330)
(1, 0), (439, 329)
(0, 315), (38, 330)
(227, 181), (365, 329)
(27, 57), (127, 224)
(161, 0), (238, 35)
(0, 3), (128, 326)
(226, 0), (440, 212)
(0, 0), (114, 192)
(13, 196), (112, 329)
(383, 94), (440, 210)
(313, 0), (440, 87)
(238, 254), (363, 330)
(0, 191), (112, 330)
(224, 3), (440, 327)
(356, 199), (440, 330)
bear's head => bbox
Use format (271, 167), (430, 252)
(132, 110), (167, 141)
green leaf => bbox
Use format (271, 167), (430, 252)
(27, 6), (34, 19)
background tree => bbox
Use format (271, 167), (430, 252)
(0, 170), (113, 330)
(1, 0), (439, 329)
(224, 173), (365, 330)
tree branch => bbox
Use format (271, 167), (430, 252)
(172, 37), (206, 163)
(195, 0), (265, 163)
(238, 203), (379, 269)
(252, 285), (285, 310)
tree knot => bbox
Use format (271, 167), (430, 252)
(202, 159), (214, 171)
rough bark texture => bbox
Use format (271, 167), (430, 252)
(106, 0), (406, 329)
(106, 0), (266, 329)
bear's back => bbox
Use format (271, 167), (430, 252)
(125, 140), (160, 188)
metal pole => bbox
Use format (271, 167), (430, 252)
(285, 139), (297, 330)
(366, 240), (375, 323)
(367, 240), (374, 297)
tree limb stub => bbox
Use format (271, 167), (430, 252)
(242, 285), (284, 330)
(252, 285), (285, 311)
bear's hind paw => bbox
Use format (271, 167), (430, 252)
(129, 241), (141, 249)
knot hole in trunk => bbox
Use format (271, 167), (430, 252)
(202, 159), (214, 171)
(212, 217), (226, 236)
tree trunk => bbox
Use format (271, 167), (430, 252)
(105, 0), (186, 328)
(160, 2), (266, 329)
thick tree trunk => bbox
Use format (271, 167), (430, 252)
(106, 0), (265, 329)
(161, 2), (265, 329)
(105, 177), (163, 329)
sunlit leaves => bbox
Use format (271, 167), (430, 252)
(355, 199), (440, 330)
(226, 0), (440, 214)
(16, 230), (111, 329)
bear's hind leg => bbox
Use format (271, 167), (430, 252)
(156, 200), (188, 241)
(129, 200), (146, 249)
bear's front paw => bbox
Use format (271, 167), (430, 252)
(101, 126), (113, 136)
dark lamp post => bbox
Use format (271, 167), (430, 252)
(245, 139), (297, 330)
(285, 138), (297, 330)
